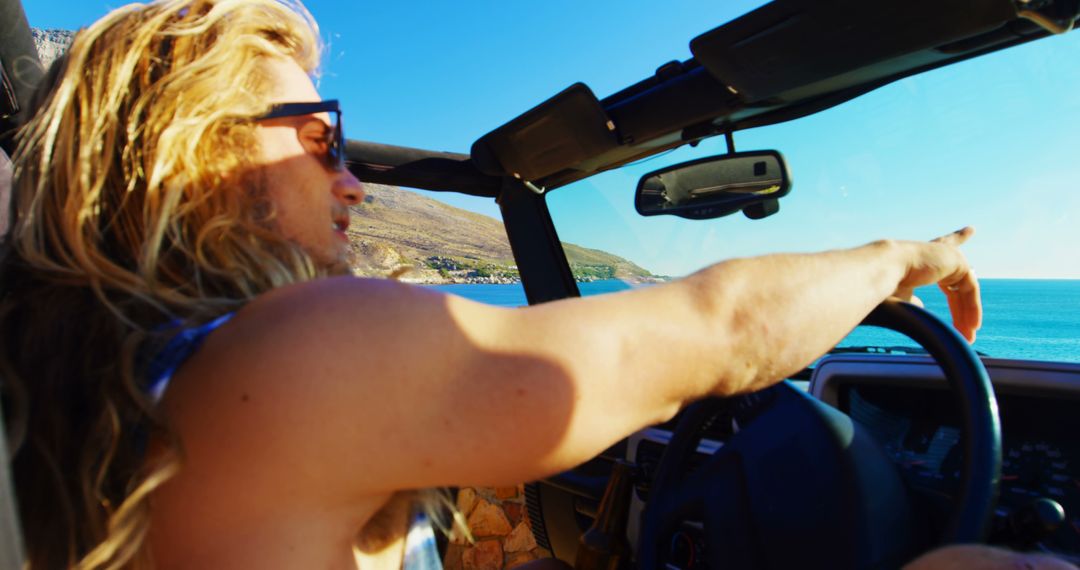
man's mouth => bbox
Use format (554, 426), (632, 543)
(332, 217), (350, 236)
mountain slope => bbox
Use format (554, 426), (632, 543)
(347, 184), (653, 283)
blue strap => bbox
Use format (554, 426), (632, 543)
(403, 511), (443, 570)
(145, 313), (234, 402)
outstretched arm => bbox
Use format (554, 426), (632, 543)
(155, 228), (979, 506)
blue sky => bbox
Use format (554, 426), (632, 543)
(24, 1), (1080, 278)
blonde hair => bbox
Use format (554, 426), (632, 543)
(0, 1), (341, 567)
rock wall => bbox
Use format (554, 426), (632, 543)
(444, 486), (553, 570)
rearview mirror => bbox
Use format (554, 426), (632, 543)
(634, 151), (791, 220)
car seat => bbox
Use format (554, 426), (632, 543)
(0, 0), (41, 564)
(0, 144), (26, 570)
(0, 82), (27, 568)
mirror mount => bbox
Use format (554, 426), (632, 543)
(743, 198), (780, 220)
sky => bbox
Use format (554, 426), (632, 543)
(23, 0), (1080, 278)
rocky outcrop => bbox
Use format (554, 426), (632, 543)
(461, 540), (503, 570)
(504, 522), (538, 553)
(466, 500), (513, 538)
(444, 485), (552, 570)
(31, 29), (74, 69)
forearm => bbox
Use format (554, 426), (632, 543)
(679, 239), (907, 396)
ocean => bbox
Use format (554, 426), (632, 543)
(430, 279), (1080, 364)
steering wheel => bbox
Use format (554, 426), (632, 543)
(638, 299), (1001, 569)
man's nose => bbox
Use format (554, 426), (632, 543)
(334, 171), (365, 206)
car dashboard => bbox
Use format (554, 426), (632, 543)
(526, 354), (1080, 568)
(810, 355), (1080, 563)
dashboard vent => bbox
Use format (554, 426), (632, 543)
(523, 483), (552, 551)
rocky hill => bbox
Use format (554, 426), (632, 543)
(28, 29), (653, 285)
(347, 184), (654, 284)
(31, 29), (74, 69)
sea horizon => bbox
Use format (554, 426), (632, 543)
(429, 278), (1080, 364)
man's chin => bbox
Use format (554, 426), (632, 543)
(326, 250), (356, 277)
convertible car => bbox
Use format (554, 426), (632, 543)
(1, 0), (1079, 568)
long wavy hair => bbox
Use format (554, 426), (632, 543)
(0, 1), (340, 567)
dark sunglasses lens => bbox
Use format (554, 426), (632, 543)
(329, 113), (344, 171)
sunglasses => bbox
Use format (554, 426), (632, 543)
(258, 99), (345, 172)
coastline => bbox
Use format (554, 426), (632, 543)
(400, 273), (669, 286)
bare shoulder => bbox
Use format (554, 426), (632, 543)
(223, 275), (456, 344)
(176, 276), (491, 397)
(149, 278), (457, 565)
(158, 276), (450, 415)
(153, 276), (516, 496)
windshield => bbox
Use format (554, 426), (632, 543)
(548, 32), (1080, 363)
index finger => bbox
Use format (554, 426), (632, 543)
(932, 226), (975, 247)
(940, 269), (982, 343)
